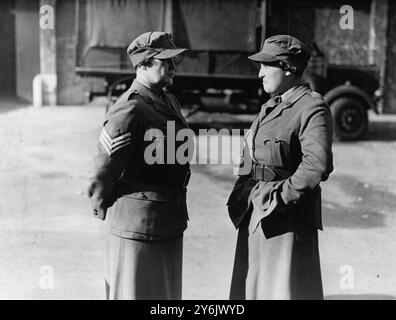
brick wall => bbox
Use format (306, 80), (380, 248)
(267, 1), (371, 65)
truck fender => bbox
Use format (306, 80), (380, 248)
(324, 84), (378, 114)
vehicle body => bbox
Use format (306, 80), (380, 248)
(76, 0), (380, 140)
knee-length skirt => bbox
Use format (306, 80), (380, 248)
(104, 233), (183, 300)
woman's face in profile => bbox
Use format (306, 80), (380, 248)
(145, 58), (176, 88)
(258, 63), (288, 95)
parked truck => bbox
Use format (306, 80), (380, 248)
(76, 0), (380, 140)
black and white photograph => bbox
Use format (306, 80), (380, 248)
(0, 0), (395, 304)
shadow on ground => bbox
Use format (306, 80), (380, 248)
(193, 165), (394, 229)
(323, 174), (395, 228)
(325, 294), (395, 300)
(0, 94), (30, 114)
(191, 164), (237, 186)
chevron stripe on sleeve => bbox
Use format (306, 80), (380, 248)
(99, 128), (132, 156)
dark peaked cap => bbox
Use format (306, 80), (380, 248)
(127, 31), (188, 68)
(249, 35), (311, 73)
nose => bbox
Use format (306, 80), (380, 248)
(258, 65), (265, 78)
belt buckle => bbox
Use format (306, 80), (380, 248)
(263, 166), (276, 181)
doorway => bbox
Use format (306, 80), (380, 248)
(0, 0), (16, 95)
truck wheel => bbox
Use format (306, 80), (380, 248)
(330, 97), (368, 141)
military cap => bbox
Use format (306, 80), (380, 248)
(127, 31), (187, 68)
(249, 35), (311, 74)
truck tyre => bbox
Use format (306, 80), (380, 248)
(330, 96), (368, 141)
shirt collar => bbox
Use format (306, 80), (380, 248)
(134, 79), (165, 97)
(279, 83), (310, 103)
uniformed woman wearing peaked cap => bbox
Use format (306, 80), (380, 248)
(87, 31), (191, 300)
(227, 35), (334, 300)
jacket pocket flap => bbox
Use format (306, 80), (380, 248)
(124, 191), (170, 202)
(262, 137), (286, 144)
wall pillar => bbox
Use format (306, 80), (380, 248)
(39, 0), (57, 106)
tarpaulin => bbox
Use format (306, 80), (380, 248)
(85, 0), (168, 50)
(175, 0), (257, 51)
(84, 0), (257, 52)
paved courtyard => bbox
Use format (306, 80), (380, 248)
(0, 100), (395, 299)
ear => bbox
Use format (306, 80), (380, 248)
(285, 71), (292, 76)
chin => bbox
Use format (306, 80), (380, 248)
(263, 84), (273, 94)
(162, 78), (173, 88)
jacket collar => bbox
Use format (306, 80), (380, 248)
(257, 83), (310, 128)
(129, 80), (179, 119)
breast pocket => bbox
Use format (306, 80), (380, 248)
(110, 191), (182, 236)
(258, 133), (290, 167)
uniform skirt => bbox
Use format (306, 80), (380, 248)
(104, 233), (183, 300)
(229, 206), (323, 300)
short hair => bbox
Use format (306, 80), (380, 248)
(260, 61), (305, 77)
(278, 61), (305, 77)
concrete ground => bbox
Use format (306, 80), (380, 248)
(0, 98), (395, 300)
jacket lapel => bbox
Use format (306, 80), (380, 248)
(164, 92), (189, 125)
(153, 97), (181, 119)
(258, 84), (310, 128)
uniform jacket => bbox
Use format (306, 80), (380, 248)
(87, 80), (191, 240)
(227, 83), (333, 238)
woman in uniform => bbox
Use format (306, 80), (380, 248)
(87, 31), (191, 300)
(227, 35), (334, 300)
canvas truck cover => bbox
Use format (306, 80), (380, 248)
(80, 0), (258, 69)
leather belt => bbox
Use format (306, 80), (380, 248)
(252, 163), (290, 182)
(123, 168), (191, 190)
